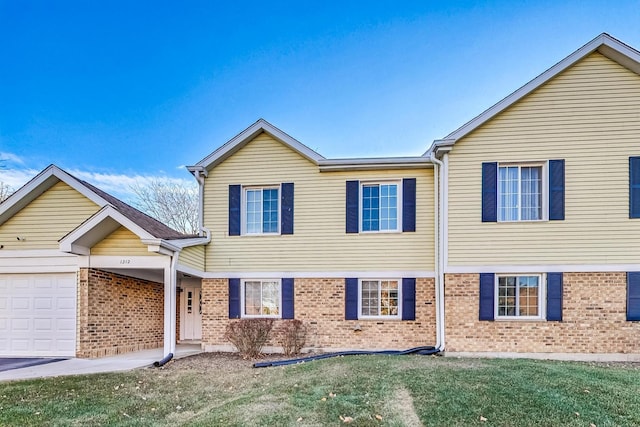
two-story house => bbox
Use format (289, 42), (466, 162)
(0, 33), (638, 361)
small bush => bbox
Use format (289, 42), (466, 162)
(224, 319), (274, 359)
(277, 319), (307, 356)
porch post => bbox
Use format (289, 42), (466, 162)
(163, 257), (177, 356)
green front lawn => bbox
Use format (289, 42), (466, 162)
(1, 354), (639, 426)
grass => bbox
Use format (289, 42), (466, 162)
(1, 354), (640, 426)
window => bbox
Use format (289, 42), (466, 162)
(361, 182), (400, 232)
(359, 279), (401, 318)
(242, 279), (281, 317)
(498, 165), (543, 221)
(244, 187), (279, 234)
(496, 275), (543, 319)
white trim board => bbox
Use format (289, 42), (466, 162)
(0, 251), (79, 273)
(192, 271), (436, 279)
(0, 249), (77, 258)
(78, 255), (171, 270)
(446, 264), (640, 274)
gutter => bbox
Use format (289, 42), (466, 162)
(318, 157), (433, 172)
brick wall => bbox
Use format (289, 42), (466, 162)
(77, 268), (164, 358)
(445, 272), (640, 353)
(202, 278), (436, 352)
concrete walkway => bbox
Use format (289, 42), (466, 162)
(0, 344), (202, 382)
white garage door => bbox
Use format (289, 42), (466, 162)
(0, 273), (77, 357)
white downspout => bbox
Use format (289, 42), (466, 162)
(193, 169), (211, 238)
(429, 152), (446, 351)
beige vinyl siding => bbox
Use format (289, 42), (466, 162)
(447, 52), (640, 266)
(179, 245), (205, 271)
(0, 181), (99, 250)
(91, 226), (157, 256)
(203, 133), (434, 272)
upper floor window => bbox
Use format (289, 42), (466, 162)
(498, 164), (543, 221)
(361, 182), (400, 232)
(245, 187), (279, 234)
(346, 178), (415, 234)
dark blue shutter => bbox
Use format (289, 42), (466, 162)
(479, 273), (495, 321)
(627, 272), (640, 321)
(346, 181), (359, 233)
(281, 278), (294, 319)
(281, 183), (294, 235)
(229, 185), (241, 236)
(546, 273), (563, 321)
(402, 278), (416, 320)
(482, 163), (498, 222)
(229, 278), (241, 319)
(402, 178), (416, 232)
(630, 157), (640, 218)
(549, 160), (565, 221)
(345, 278), (358, 320)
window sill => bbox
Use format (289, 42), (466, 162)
(495, 317), (546, 322)
(496, 219), (546, 223)
(359, 316), (401, 321)
(241, 315), (282, 319)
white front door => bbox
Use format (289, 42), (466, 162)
(181, 285), (202, 340)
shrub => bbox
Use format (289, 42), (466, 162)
(277, 319), (307, 356)
(224, 319), (274, 359)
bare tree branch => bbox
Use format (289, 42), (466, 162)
(0, 181), (13, 203)
(130, 179), (198, 235)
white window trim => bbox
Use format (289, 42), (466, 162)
(240, 278), (282, 318)
(497, 161), (548, 222)
(494, 273), (546, 321)
(359, 179), (403, 233)
(358, 278), (402, 320)
(241, 185), (281, 236)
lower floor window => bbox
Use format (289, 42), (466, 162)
(243, 279), (281, 317)
(360, 279), (400, 318)
(497, 275), (541, 318)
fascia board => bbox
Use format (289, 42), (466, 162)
(439, 33), (640, 145)
(318, 157), (434, 172)
(166, 237), (210, 249)
(60, 205), (156, 253)
(0, 165), (109, 226)
(192, 119), (325, 171)
(140, 239), (181, 254)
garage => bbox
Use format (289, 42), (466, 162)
(0, 273), (77, 357)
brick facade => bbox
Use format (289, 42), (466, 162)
(445, 272), (640, 354)
(201, 278), (436, 352)
(77, 268), (164, 358)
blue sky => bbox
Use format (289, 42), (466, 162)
(1, 0), (639, 200)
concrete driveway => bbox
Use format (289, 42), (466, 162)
(0, 344), (202, 382)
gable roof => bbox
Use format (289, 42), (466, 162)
(0, 164), (190, 240)
(189, 118), (433, 173)
(428, 33), (640, 156)
(190, 118), (326, 172)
